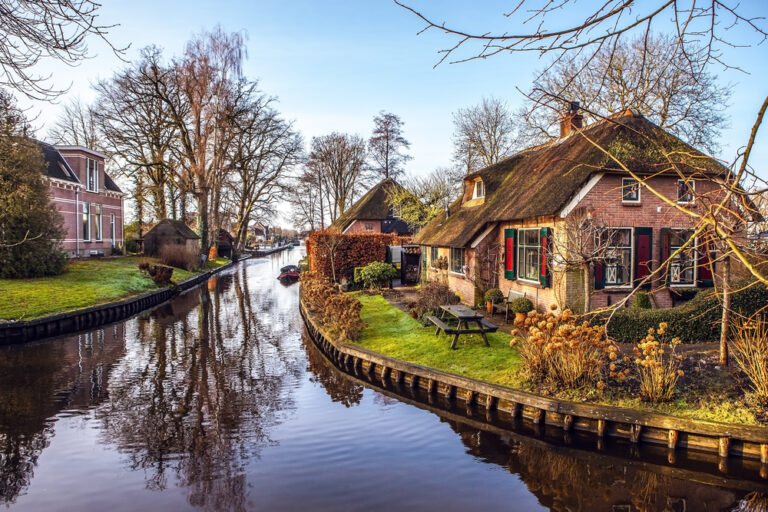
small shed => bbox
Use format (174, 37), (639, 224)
(217, 229), (234, 259)
(143, 219), (200, 257)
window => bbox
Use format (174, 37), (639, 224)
(621, 178), (640, 203)
(450, 247), (465, 274)
(430, 246), (439, 268)
(92, 204), (102, 241)
(87, 158), (99, 192)
(110, 214), (116, 247)
(603, 228), (632, 286)
(669, 229), (695, 285)
(82, 203), (90, 241)
(677, 179), (694, 203)
(389, 204), (401, 219)
(364, 222), (374, 232)
(473, 179), (485, 199)
(517, 229), (540, 282)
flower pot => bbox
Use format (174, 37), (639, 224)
(486, 301), (494, 314)
(515, 312), (526, 323)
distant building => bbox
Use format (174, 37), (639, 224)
(142, 219), (201, 257)
(41, 143), (125, 257)
(330, 178), (413, 236)
(217, 229), (234, 258)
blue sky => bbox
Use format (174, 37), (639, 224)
(21, 1), (768, 198)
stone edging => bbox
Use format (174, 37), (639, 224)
(0, 259), (241, 345)
(300, 297), (768, 471)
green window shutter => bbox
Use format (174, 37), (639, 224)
(539, 227), (551, 288)
(504, 228), (517, 280)
(633, 227), (653, 290)
(594, 261), (605, 290)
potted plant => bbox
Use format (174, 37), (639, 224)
(484, 288), (504, 314)
(509, 297), (534, 322)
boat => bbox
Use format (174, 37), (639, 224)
(277, 264), (300, 283)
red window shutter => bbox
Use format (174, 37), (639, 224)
(696, 235), (715, 287)
(504, 228), (517, 280)
(634, 227), (653, 289)
(594, 262), (605, 290)
(539, 227), (551, 288)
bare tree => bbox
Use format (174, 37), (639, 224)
(307, 132), (367, 223)
(524, 34), (732, 153)
(388, 168), (459, 229)
(285, 168), (324, 232)
(452, 96), (520, 173)
(368, 111), (411, 180)
(47, 97), (105, 151)
(0, 0), (124, 99)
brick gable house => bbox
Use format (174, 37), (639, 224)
(41, 143), (125, 257)
(413, 110), (728, 312)
(330, 178), (413, 236)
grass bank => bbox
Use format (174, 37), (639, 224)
(0, 256), (230, 321)
(349, 292), (761, 426)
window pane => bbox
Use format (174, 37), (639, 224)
(622, 178), (639, 201)
(604, 229), (632, 285)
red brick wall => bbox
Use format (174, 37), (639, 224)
(344, 219), (381, 234)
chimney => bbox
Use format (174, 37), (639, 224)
(559, 101), (583, 138)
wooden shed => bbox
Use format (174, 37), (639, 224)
(142, 219), (201, 257)
(217, 229), (234, 259)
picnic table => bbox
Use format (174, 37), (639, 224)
(426, 304), (498, 350)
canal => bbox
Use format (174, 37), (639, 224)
(0, 248), (762, 511)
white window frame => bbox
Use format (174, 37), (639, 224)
(87, 158), (99, 192)
(669, 228), (696, 287)
(82, 202), (91, 242)
(450, 247), (465, 275)
(602, 227), (634, 288)
(621, 177), (640, 204)
(472, 179), (485, 199)
(429, 246), (439, 269)
(517, 228), (541, 284)
(677, 179), (695, 204)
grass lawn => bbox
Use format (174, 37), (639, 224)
(349, 292), (761, 426)
(352, 293), (523, 388)
(0, 256), (231, 321)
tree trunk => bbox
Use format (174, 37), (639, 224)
(720, 256), (731, 367)
(151, 186), (167, 220)
(196, 191), (209, 252)
(583, 262), (592, 314)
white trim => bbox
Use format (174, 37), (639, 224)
(603, 226), (634, 289)
(470, 223), (496, 249)
(676, 179), (696, 205)
(559, 172), (604, 218)
(621, 177), (641, 204)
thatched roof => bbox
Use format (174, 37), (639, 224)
(414, 112), (729, 248)
(330, 178), (407, 232)
(146, 219), (200, 240)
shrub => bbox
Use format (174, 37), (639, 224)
(208, 245), (218, 262)
(308, 231), (410, 281)
(409, 281), (461, 324)
(632, 323), (683, 403)
(300, 271), (366, 341)
(138, 260), (174, 285)
(730, 315), (768, 405)
(159, 244), (199, 271)
(509, 297), (534, 315)
(434, 255), (449, 270)
(484, 288), (504, 304)
(124, 238), (139, 254)
(511, 308), (615, 389)
(359, 261), (398, 289)
(633, 292), (652, 309)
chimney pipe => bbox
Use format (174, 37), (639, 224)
(559, 101), (583, 138)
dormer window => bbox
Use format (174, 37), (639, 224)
(87, 158), (99, 192)
(472, 179), (485, 199)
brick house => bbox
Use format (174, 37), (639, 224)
(413, 109), (728, 312)
(41, 143), (125, 257)
(330, 178), (413, 236)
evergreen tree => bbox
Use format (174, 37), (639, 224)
(0, 89), (66, 277)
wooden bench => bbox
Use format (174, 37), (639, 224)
(478, 319), (499, 333)
(504, 290), (527, 322)
(426, 315), (457, 335)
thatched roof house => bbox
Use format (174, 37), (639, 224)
(330, 178), (413, 235)
(415, 109), (730, 311)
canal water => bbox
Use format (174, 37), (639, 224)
(0, 249), (763, 511)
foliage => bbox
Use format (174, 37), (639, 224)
(632, 323), (684, 403)
(596, 281), (768, 343)
(484, 288), (504, 304)
(0, 90), (67, 278)
(434, 255), (449, 270)
(387, 170), (458, 229)
(730, 316), (768, 405)
(308, 231), (410, 282)
(408, 281), (460, 324)
(633, 292), (652, 309)
(159, 244), (199, 271)
(208, 245), (218, 262)
(508, 297), (534, 314)
(511, 307), (615, 389)
(300, 271), (365, 341)
(124, 237), (139, 254)
(358, 261), (398, 289)
(138, 260), (174, 285)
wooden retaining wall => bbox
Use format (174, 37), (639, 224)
(300, 299), (768, 475)
(0, 260), (239, 345)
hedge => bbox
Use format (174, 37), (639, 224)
(594, 281), (768, 343)
(308, 231), (410, 281)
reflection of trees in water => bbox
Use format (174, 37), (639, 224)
(97, 269), (302, 512)
(446, 418), (743, 512)
(0, 326), (126, 505)
(303, 334), (363, 407)
(734, 492), (768, 512)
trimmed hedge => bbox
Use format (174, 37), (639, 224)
(595, 281), (768, 343)
(308, 231), (410, 281)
